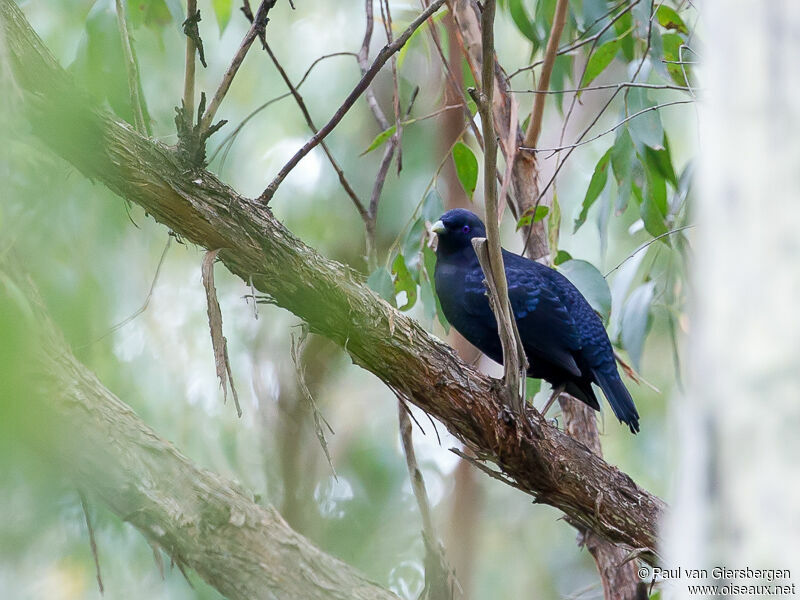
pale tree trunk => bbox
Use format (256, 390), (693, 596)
(665, 0), (800, 595)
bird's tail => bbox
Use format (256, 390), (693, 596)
(592, 368), (640, 434)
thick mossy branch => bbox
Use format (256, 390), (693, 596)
(4, 266), (398, 600)
(1, 0), (665, 564)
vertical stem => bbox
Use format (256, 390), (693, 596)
(115, 0), (148, 135)
(183, 0), (198, 123)
(475, 0), (524, 410)
(523, 0), (569, 148)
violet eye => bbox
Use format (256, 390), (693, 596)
(462, 225), (470, 234)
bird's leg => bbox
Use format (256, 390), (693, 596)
(540, 383), (566, 417)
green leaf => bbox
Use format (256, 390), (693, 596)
(640, 158), (669, 238)
(550, 55), (574, 113)
(129, 0), (181, 28)
(392, 254), (418, 311)
(611, 128), (634, 214)
(402, 217), (426, 278)
(553, 249), (572, 266)
(608, 248), (646, 340)
(644, 136), (678, 188)
(525, 377), (542, 402)
(516, 206), (549, 229)
(367, 267), (395, 304)
(581, 39), (620, 89)
(452, 142), (479, 199)
(419, 274), (437, 324)
(361, 125), (397, 156)
(611, 128), (634, 185)
(627, 88), (664, 149)
(574, 147), (613, 232)
(656, 5), (688, 34)
(558, 259), (612, 321)
(421, 189), (444, 223)
(661, 32), (692, 86)
(621, 281), (656, 370)
(509, 0), (540, 45)
(423, 246), (449, 331)
(614, 11), (635, 61)
(212, 0), (232, 33)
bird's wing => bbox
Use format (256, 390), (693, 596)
(506, 270), (584, 377)
(462, 265), (583, 377)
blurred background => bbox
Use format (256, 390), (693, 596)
(0, 0), (697, 598)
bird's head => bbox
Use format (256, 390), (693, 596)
(431, 209), (487, 255)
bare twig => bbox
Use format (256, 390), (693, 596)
(520, 99), (694, 155)
(398, 403), (456, 600)
(182, 0), (198, 124)
(76, 235), (172, 349)
(209, 52), (357, 165)
(470, 0), (527, 412)
(262, 43), (367, 219)
(357, 0), (390, 130)
(605, 224), (695, 277)
(259, 0), (447, 203)
(291, 326), (336, 476)
(398, 403), (436, 547)
(199, 1), (277, 133)
(506, 0), (640, 82)
(511, 82), (694, 95)
(523, 0), (568, 148)
(79, 491), (104, 595)
(114, 0), (148, 135)
(379, 0), (403, 173)
(366, 138), (397, 269)
(421, 0), (484, 149)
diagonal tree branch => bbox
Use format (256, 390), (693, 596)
(0, 0), (664, 565)
(3, 265), (398, 600)
(258, 0), (447, 203)
(522, 0), (568, 149)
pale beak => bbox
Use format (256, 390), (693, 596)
(431, 220), (446, 234)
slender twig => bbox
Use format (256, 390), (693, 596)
(523, 0), (568, 148)
(605, 224), (695, 277)
(380, 0), (403, 173)
(511, 82), (694, 95)
(210, 52), (357, 166)
(76, 235), (172, 350)
(624, 0), (659, 108)
(520, 99), (694, 155)
(114, 0), (148, 135)
(421, 0), (484, 148)
(365, 138), (397, 270)
(199, 1), (277, 133)
(398, 402), (456, 599)
(262, 43), (367, 219)
(398, 403), (436, 545)
(506, 0), (640, 81)
(471, 0), (527, 412)
(259, 0), (447, 203)
(183, 0), (198, 124)
(79, 491), (104, 595)
(357, 0), (390, 130)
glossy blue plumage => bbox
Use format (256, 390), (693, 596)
(433, 209), (640, 433)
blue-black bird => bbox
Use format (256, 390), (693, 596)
(432, 209), (640, 433)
